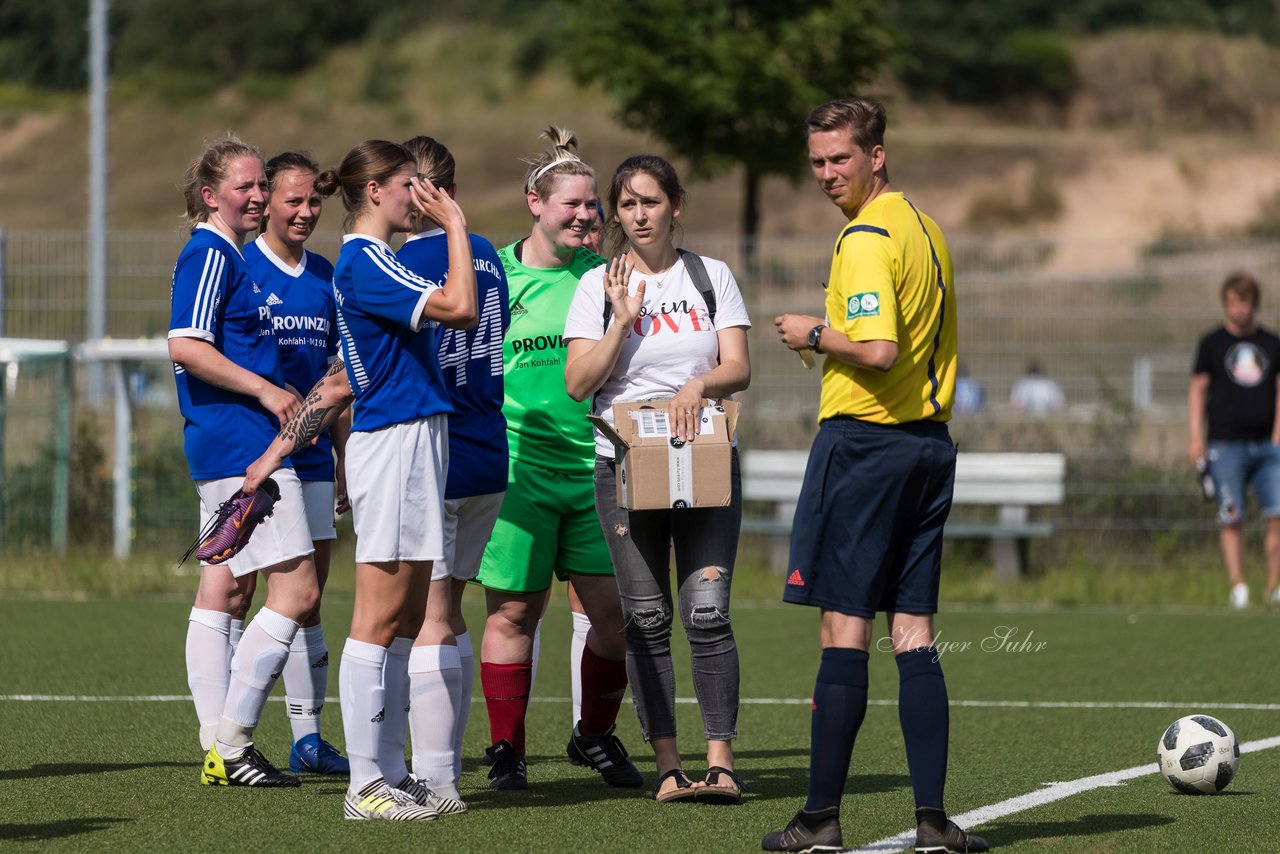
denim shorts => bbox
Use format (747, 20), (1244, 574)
(1206, 441), (1280, 525)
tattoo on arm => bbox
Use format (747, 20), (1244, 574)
(282, 406), (332, 455)
(277, 360), (349, 454)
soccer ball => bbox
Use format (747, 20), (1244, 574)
(1157, 714), (1239, 795)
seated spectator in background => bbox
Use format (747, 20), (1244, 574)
(953, 366), (985, 415)
(1010, 360), (1065, 416)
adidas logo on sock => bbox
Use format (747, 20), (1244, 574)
(786, 569), (805, 587)
(371, 707), (385, 723)
(312, 653), (328, 668)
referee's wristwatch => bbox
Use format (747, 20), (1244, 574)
(806, 324), (827, 353)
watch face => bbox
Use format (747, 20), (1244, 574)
(808, 326), (822, 348)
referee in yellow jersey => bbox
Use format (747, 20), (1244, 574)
(763, 98), (989, 854)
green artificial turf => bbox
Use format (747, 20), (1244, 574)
(1, 595), (1277, 851)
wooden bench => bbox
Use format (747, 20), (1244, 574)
(741, 450), (1066, 582)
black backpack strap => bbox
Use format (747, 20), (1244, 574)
(677, 249), (716, 325)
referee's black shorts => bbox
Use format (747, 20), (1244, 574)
(782, 416), (956, 618)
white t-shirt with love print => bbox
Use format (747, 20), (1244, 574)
(564, 253), (751, 459)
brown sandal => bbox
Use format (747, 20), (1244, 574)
(652, 768), (697, 803)
(695, 766), (747, 804)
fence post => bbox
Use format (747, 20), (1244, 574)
(0, 227), (7, 337)
(1132, 355), (1152, 410)
(51, 352), (71, 553)
(112, 360), (132, 558)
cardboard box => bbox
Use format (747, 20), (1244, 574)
(588, 399), (740, 510)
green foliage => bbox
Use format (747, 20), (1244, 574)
(885, 0), (1280, 105)
(565, 0), (892, 182)
(885, 0), (1078, 104)
(0, 0), (93, 90)
(996, 30), (1078, 102)
(0, 0), (546, 92)
(1, 418), (110, 549)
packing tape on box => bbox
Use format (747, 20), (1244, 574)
(667, 440), (694, 508)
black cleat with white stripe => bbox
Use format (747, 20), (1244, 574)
(566, 723), (644, 788)
(201, 744), (301, 788)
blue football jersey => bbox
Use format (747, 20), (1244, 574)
(244, 237), (339, 481)
(399, 230), (510, 498)
(333, 234), (453, 432)
(168, 223), (288, 480)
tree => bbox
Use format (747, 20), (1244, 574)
(563, 0), (892, 264)
(0, 0), (92, 90)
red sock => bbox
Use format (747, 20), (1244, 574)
(481, 660), (532, 753)
(579, 645), (627, 737)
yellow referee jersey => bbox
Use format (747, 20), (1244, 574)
(818, 192), (956, 425)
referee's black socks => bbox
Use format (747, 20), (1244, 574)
(804, 647), (870, 811)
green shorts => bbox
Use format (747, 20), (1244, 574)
(477, 457), (613, 594)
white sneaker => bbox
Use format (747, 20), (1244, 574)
(396, 774), (467, 815)
(1268, 587), (1280, 605)
(1229, 583), (1249, 610)
(343, 779), (438, 821)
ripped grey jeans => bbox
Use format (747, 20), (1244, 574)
(593, 451), (741, 742)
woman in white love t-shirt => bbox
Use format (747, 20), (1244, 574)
(564, 154), (752, 805)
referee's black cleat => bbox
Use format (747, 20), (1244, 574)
(761, 806), (843, 852)
(915, 807), (989, 853)
(566, 723), (644, 788)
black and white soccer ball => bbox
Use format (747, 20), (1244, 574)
(1157, 714), (1239, 795)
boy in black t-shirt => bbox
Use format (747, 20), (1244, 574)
(1188, 271), (1280, 608)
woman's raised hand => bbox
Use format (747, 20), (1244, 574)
(604, 254), (646, 330)
(410, 176), (467, 232)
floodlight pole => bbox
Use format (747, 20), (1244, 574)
(87, 0), (108, 392)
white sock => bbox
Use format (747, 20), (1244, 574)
(227, 618), (245, 674)
(453, 631), (474, 780)
(378, 636), (414, 786)
(283, 624), (328, 743)
(216, 607), (298, 757)
(408, 644), (462, 790)
(187, 608), (231, 751)
(341, 637), (387, 792)
(529, 618), (543, 700)
(570, 611), (591, 726)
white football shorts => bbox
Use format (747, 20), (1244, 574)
(434, 491), (505, 581)
(346, 414), (448, 564)
(300, 479), (338, 542)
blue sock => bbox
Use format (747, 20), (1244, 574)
(803, 647), (869, 812)
(897, 647), (948, 809)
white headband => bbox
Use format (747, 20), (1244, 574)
(526, 154), (583, 192)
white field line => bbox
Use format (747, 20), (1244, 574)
(850, 735), (1280, 854)
(4, 695), (1280, 713)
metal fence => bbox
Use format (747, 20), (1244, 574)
(2, 228), (1278, 563)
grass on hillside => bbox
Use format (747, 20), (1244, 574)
(0, 597), (1277, 852)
